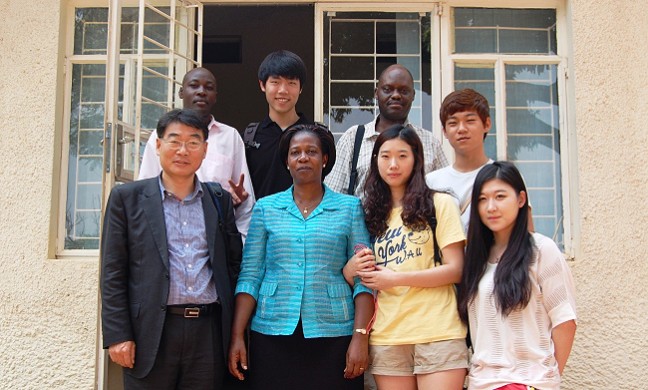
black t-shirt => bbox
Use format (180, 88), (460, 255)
(245, 113), (313, 199)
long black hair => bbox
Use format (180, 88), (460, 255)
(363, 124), (437, 237)
(458, 161), (534, 322)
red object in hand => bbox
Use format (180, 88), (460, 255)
(353, 243), (368, 254)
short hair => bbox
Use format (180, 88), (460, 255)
(181, 67), (216, 86)
(156, 109), (209, 140)
(278, 124), (336, 179)
(378, 64), (414, 84)
(258, 50), (307, 88)
(440, 88), (491, 130)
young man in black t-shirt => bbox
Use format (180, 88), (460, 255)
(243, 50), (314, 199)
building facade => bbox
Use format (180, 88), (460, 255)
(0, 0), (646, 388)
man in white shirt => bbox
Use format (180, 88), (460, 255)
(425, 89), (492, 230)
(139, 68), (254, 240)
(325, 64), (447, 201)
(426, 89), (533, 232)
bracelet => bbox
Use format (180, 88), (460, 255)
(354, 328), (368, 335)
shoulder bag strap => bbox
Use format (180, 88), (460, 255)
(348, 124), (365, 195)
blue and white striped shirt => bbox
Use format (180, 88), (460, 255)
(159, 176), (218, 305)
(236, 185), (372, 338)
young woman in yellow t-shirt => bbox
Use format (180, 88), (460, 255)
(344, 124), (468, 390)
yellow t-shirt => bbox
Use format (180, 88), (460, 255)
(370, 193), (467, 345)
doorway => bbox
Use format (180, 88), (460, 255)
(202, 5), (315, 132)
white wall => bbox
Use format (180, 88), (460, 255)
(564, 0), (648, 387)
(0, 0), (99, 388)
(0, 0), (647, 388)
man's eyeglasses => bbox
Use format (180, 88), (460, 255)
(161, 138), (204, 152)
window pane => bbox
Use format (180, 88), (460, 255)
(506, 64), (562, 248)
(376, 56), (420, 78)
(65, 64), (106, 250)
(376, 21), (420, 54)
(454, 63), (497, 158)
(142, 67), (170, 103)
(79, 104), (104, 129)
(76, 184), (102, 210)
(330, 57), (375, 80)
(119, 7), (171, 54)
(507, 134), (554, 160)
(506, 108), (554, 135)
(330, 82), (375, 106)
(144, 23), (170, 51)
(454, 8), (556, 54)
(79, 130), (104, 155)
(74, 211), (101, 238)
(74, 8), (109, 55)
(454, 29), (497, 53)
(141, 103), (168, 132)
(325, 109), (376, 143)
(325, 12), (431, 135)
(331, 21), (374, 54)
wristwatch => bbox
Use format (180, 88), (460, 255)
(354, 328), (368, 335)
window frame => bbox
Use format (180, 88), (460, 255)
(437, 0), (577, 258)
(57, 1), (110, 258)
(56, 0), (203, 257)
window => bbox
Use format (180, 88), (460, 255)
(319, 2), (573, 254)
(323, 10), (433, 141)
(447, 6), (569, 251)
(59, 2), (200, 254)
(62, 7), (110, 251)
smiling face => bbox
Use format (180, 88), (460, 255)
(375, 66), (415, 123)
(156, 122), (207, 182)
(477, 178), (527, 242)
(260, 75), (301, 117)
(286, 131), (327, 185)
(443, 109), (491, 156)
(377, 138), (415, 193)
(179, 68), (217, 121)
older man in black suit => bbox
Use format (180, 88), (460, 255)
(101, 109), (242, 389)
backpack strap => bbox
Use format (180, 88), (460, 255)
(347, 124), (365, 195)
(205, 181), (233, 260)
(427, 200), (442, 267)
(205, 182), (225, 229)
(242, 122), (261, 149)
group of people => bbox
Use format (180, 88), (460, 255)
(100, 49), (577, 390)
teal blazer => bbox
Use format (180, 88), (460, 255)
(235, 185), (372, 338)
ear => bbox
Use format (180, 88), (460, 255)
(156, 137), (162, 155)
(484, 117), (492, 133)
(258, 79), (266, 92)
(178, 86), (184, 99)
(322, 154), (329, 168)
(518, 190), (527, 208)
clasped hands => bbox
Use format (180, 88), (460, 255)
(344, 247), (397, 290)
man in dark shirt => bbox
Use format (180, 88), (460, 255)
(244, 50), (314, 199)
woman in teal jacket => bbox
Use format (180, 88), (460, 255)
(228, 124), (374, 389)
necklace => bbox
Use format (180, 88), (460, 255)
(489, 247), (506, 264)
(294, 194), (323, 215)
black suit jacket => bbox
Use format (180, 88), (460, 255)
(100, 178), (242, 378)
